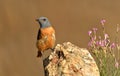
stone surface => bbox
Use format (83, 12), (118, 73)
(44, 42), (100, 76)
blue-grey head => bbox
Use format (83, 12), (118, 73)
(36, 17), (51, 28)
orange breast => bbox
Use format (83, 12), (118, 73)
(36, 26), (56, 52)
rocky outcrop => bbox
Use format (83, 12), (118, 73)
(43, 42), (100, 76)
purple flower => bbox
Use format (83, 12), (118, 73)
(98, 40), (105, 47)
(88, 41), (92, 47)
(115, 59), (119, 69)
(104, 33), (109, 40)
(101, 19), (106, 25)
(88, 37), (96, 47)
(98, 40), (102, 46)
(96, 41), (99, 46)
(101, 40), (105, 47)
(88, 30), (92, 36)
(110, 43), (116, 48)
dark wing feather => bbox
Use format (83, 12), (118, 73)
(37, 29), (42, 40)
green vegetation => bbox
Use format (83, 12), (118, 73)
(88, 19), (120, 76)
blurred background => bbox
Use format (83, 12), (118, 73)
(0, 0), (120, 76)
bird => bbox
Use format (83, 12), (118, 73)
(36, 17), (56, 58)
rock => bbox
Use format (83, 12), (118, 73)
(43, 42), (100, 76)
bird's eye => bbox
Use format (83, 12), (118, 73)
(43, 19), (46, 21)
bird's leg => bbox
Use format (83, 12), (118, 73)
(50, 47), (55, 52)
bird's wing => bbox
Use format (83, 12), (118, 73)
(37, 29), (48, 45)
(37, 29), (42, 40)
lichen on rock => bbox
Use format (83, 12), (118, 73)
(43, 42), (100, 76)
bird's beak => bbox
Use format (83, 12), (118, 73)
(36, 19), (39, 21)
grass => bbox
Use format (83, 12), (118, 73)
(87, 19), (120, 76)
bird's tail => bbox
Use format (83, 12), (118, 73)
(37, 50), (42, 57)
